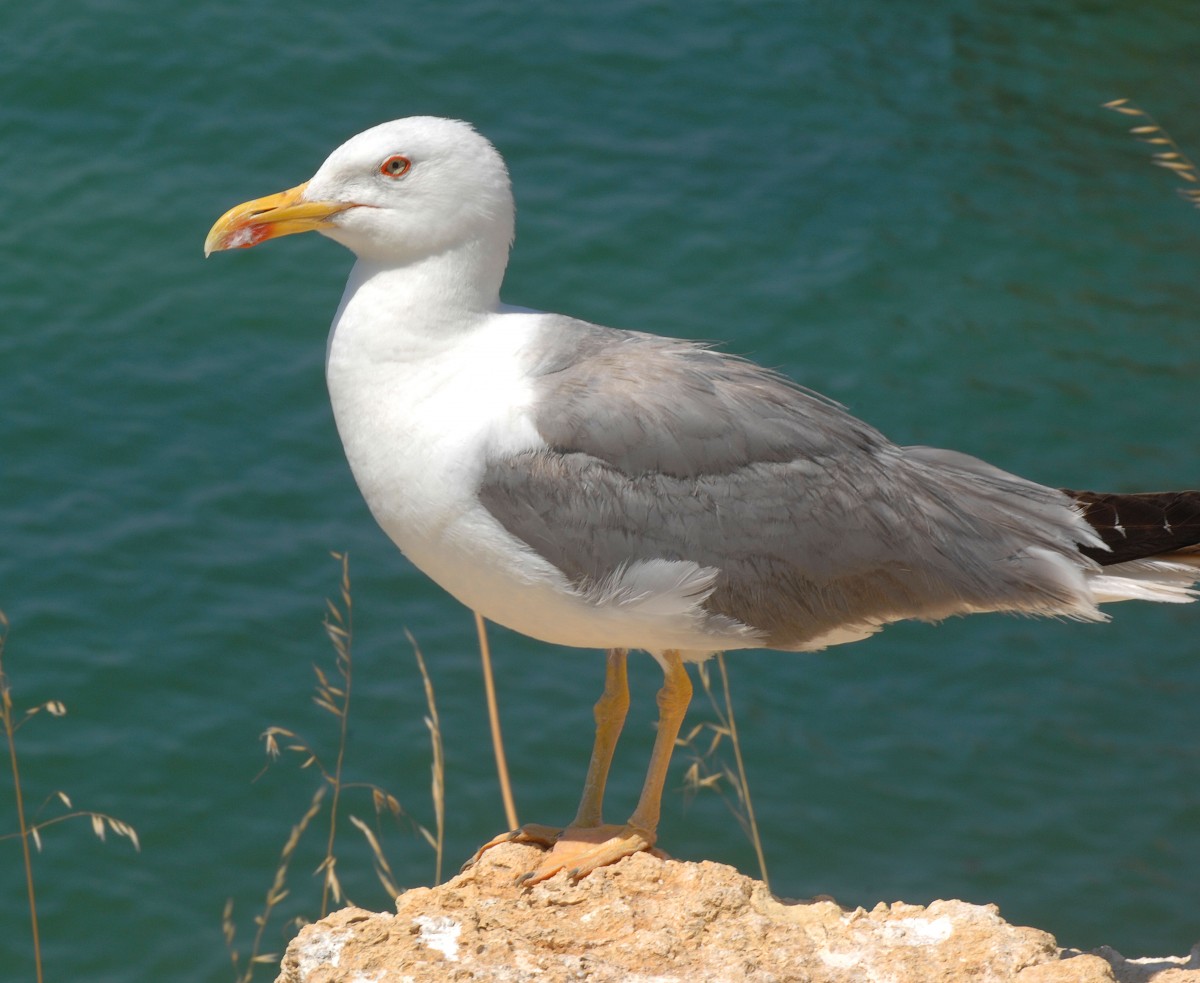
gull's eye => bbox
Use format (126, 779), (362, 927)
(380, 154), (411, 178)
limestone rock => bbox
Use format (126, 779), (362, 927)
(274, 841), (1200, 983)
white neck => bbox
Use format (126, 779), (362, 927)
(334, 234), (507, 346)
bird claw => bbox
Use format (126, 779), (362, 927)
(515, 822), (658, 886)
(463, 823), (565, 871)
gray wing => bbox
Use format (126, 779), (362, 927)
(479, 316), (1101, 650)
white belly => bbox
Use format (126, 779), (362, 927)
(325, 307), (753, 657)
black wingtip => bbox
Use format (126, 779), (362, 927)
(1064, 488), (1200, 564)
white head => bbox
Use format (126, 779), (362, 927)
(206, 116), (515, 274)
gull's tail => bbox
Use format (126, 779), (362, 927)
(1065, 489), (1200, 604)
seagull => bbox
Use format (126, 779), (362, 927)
(206, 116), (1200, 885)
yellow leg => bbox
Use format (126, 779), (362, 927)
(627, 650), (691, 835)
(571, 649), (630, 828)
(519, 650), (692, 885)
(464, 649), (629, 865)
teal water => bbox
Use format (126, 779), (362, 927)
(3, 2), (1199, 979)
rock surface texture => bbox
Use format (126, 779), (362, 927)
(275, 841), (1200, 983)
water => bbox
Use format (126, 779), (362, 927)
(2, 2), (1198, 979)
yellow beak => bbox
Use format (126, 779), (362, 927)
(204, 181), (352, 256)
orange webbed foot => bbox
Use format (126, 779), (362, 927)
(516, 823), (661, 885)
(463, 823), (564, 871)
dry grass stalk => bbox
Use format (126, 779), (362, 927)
(226, 554), (437, 982)
(407, 630), (445, 884)
(317, 552), (354, 916)
(474, 612), (519, 831)
(678, 654), (770, 889)
(225, 785), (326, 982)
(348, 814), (401, 897)
(0, 609), (40, 983)
(1104, 99), (1200, 207)
(1, 610), (139, 983)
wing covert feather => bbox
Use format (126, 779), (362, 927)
(523, 318), (884, 477)
(479, 317), (1099, 649)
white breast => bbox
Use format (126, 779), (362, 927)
(323, 266), (759, 657)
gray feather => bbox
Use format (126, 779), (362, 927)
(479, 317), (1105, 650)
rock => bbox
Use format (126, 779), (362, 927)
(1017, 953), (1119, 982)
(274, 842), (1200, 983)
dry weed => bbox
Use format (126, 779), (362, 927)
(224, 554), (442, 982)
(1105, 98), (1200, 207)
(678, 653), (769, 889)
(1, 610), (139, 983)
